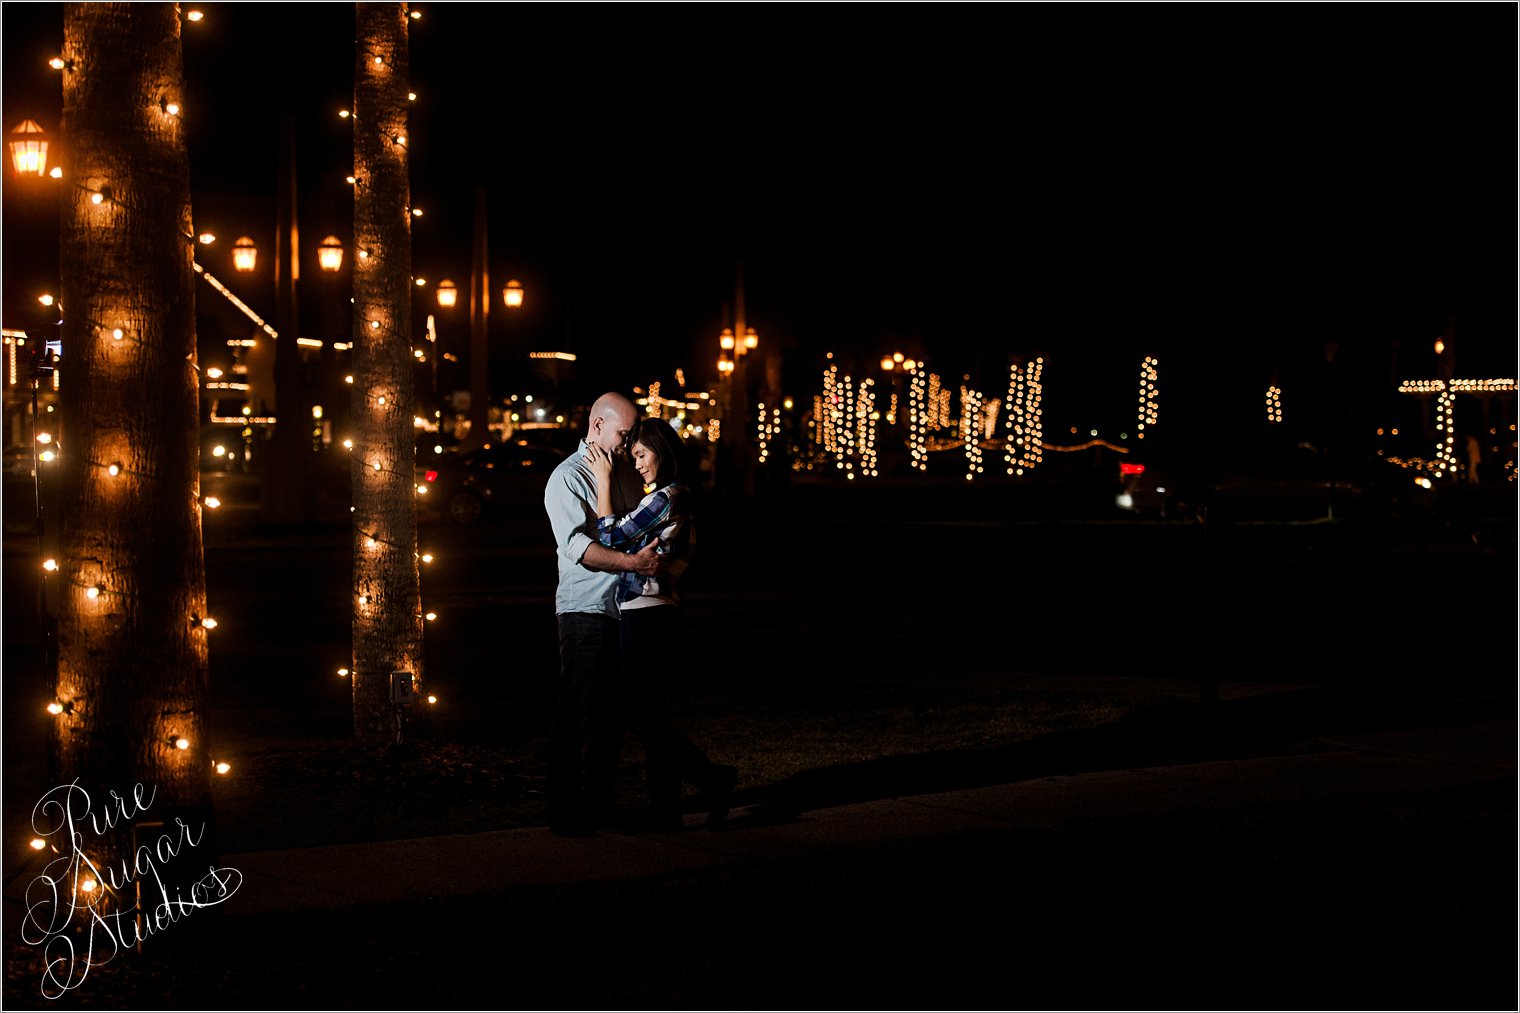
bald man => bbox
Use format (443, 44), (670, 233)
(542, 392), (666, 836)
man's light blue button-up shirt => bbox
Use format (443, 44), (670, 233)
(544, 441), (645, 617)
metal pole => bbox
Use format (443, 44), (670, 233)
(469, 187), (490, 443)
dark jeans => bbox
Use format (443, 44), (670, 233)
(550, 612), (623, 826)
(619, 605), (721, 815)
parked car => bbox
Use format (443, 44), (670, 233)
(201, 424), (251, 473)
(416, 440), (568, 524)
(1117, 437), (1379, 525)
(1114, 447), (1207, 522)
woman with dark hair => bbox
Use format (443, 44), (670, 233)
(587, 418), (737, 831)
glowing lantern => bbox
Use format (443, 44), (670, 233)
(232, 236), (257, 272)
(8, 119), (48, 177)
(318, 235), (344, 272)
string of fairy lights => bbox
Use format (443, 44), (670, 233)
(1019, 358), (1045, 474)
(343, 5), (435, 734)
(756, 401), (780, 466)
(1137, 356), (1159, 439)
(907, 364), (928, 471)
(785, 352), (1519, 485)
(1396, 377), (1519, 481)
(960, 384), (985, 480)
(27, 9), (238, 808)
(24, 8), (451, 827)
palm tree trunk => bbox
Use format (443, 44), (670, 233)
(350, 2), (422, 747)
(53, 0), (213, 922)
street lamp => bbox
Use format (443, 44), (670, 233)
(436, 279), (458, 309)
(317, 235), (344, 273)
(232, 236), (257, 273)
(880, 352), (915, 426)
(8, 119), (49, 177)
(501, 278), (523, 309)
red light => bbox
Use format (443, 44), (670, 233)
(1119, 462), (1145, 477)
(425, 470), (439, 483)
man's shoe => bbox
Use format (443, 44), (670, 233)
(704, 764), (738, 826)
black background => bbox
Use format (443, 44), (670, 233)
(3, 3), (1515, 445)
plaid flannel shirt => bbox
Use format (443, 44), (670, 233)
(596, 482), (692, 605)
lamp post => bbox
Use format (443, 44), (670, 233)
(879, 352), (915, 426)
(316, 235), (346, 450)
(208, 228), (351, 460)
(5, 118), (63, 340)
(498, 279), (524, 435)
(715, 260), (761, 493)
(429, 278), (464, 438)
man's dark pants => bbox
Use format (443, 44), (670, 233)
(550, 611), (622, 829)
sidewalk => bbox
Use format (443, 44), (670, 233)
(3, 686), (1515, 1009)
(219, 710), (1515, 916)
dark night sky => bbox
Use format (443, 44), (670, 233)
(3, 3), (1515, 440)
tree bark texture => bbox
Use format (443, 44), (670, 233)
(351, 3), (422, 747)
(54, 0), (213, 878)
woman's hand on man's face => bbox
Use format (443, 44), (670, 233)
(587, 443), (615, 480)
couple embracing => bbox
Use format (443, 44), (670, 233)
(542, 391), (738, 837)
